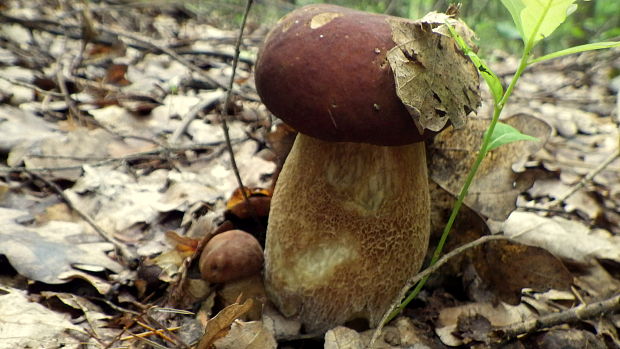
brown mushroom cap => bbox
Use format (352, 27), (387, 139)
(199, 229), (264, 283)
(255, 4), (435, 146)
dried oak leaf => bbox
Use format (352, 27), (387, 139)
(0, 207), (123, 285)
(0, 288), (82, 348)
(428, 113), (552, 220)
(473, 239), (573, 305)
(386, 13), (480, 132)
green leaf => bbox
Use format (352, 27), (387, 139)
(445, 22), (504, 105)
(500, 0), (526, 41)
(500, 0), (577, 47)
(485, 122), (539, 152)
(530, 41), (620, 64)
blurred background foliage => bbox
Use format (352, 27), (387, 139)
(186, 0), (619, 56)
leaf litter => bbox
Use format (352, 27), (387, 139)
(0, 0), (618, 348)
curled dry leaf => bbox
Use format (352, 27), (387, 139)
(387, 13), (480, 132)
(226, 187), (271, 210)
(196, 298), (254, 349)
(225, 187), (271, 221)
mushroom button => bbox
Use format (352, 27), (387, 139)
(199, 229), (264, 284)
(255, 4), (475, 332)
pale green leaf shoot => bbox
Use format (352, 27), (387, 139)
(485, 122), (539, 152)
(530, 41), (620, 64)
(500, 0), (577, 47)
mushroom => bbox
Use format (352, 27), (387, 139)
(199, 229), (264, 284)
(255, 4), (478, 332)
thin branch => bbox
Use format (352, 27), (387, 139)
(177, 48), (256, 65)
(97, 25), (227, 90)
(0, 75), (65, 97)
(145, 311), (190, 349)
(169, 89), (225, 144)
(56, 63), (86, 125)
(25, 170), (137, 264)
(492, 293), (620, 342)
(0, 142), (229, 173)
(542, 147), (620, 209)
(219, 0), (259, 227)
(369, 234), (513, 348)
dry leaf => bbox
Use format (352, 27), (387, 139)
(528, 329), (607, 349)
(324, 326), (364, 349)
(502, 212), (620, 263)
(226, 187), (271, 210)
(218, 274), (266, 321)
(213, 320), (277, 349)
(104, 63), (131, 86)
(428, 113), (552, 220)
(472, 239), (573, 305)
(16, 128), (120, 181)
(261, 304), (302, 340)
(0, 207), (123, 285)
(386, 14), (479, 132)
(436, 302), (534, 346)
(197, 298), (254, 349)
(0, 105), (58, 153)
(0, 287), (83, 348)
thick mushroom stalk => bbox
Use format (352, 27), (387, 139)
(265, 134), (429, 331)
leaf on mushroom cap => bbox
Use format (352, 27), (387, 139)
(387, 14), (480, 132)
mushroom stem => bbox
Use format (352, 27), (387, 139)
(264, 133), (430, 332)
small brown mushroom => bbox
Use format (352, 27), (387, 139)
(254, 4), (478, 332)
(199, 229), (264, 284)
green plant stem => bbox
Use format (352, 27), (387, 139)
(387, 37), (535, 323)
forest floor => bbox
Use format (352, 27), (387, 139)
(0, 1), (619, 348)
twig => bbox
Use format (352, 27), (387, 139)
(145, 310), (190, 349)
(169, 89), (225, 144)
(69, 75), (122, 94)
(135, 321), (177, 345)
(97, 25), (227, 90)
(25, 170), (137, 263)
(0, 75), (65, 97)
(126, 334), (169, 349)
(0, 13), (257, 68)
(120, 326), (181, 341)
(616, 90), (620, 125)
(0, 142), (228, 173)
(219, 0), (258, 225)
(491, 293), (620, 342)
(0, 13), (230, 91)
(542, 147), (620, 209)
(177, 48), (256, 65)
(368, 234), (513, 348)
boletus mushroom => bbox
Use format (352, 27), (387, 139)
(255, 4), (479, 332)
(199, 229), (264, 284)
